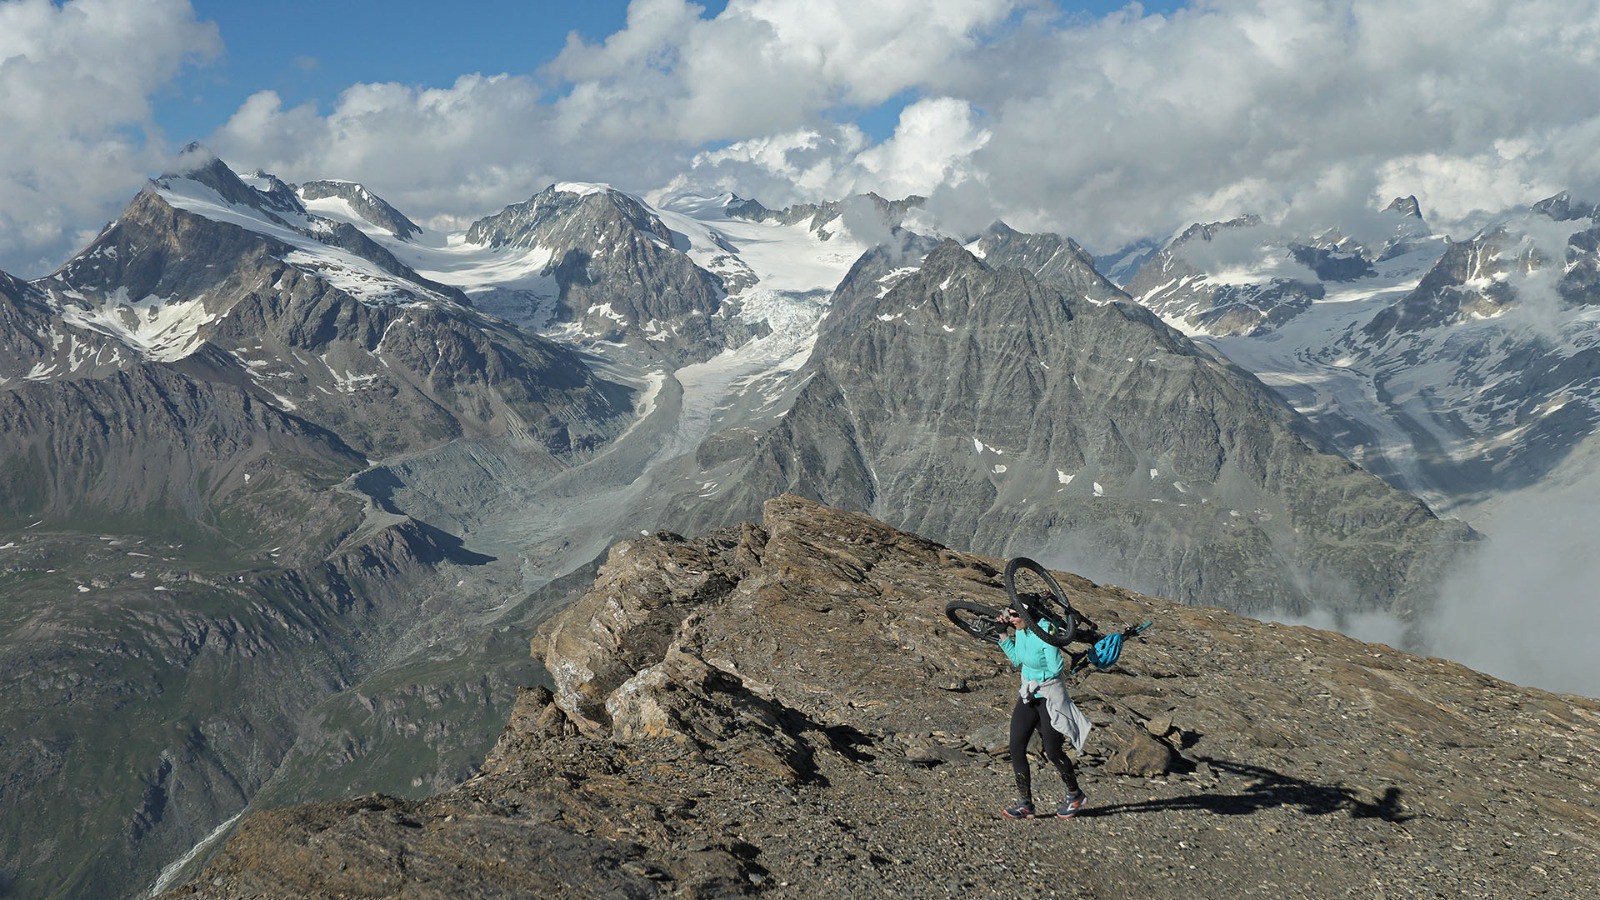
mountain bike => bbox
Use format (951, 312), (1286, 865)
(944, 556), (1150, 673)
(946, 556), (1086, 647)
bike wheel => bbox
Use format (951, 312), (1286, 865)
(945, 600), (1007, 643)
(1004, 557), (1076, 648)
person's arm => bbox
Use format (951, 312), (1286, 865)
(997, 610), (1026, 666)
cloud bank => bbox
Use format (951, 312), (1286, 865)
(220, 0), (1600, 249)
(1427, 473), (1600, 698)
(0, 0), (218, 275)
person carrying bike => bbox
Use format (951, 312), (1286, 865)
(996, 606), (1093, 819)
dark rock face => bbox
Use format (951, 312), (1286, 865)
(0, 271), (120, 383)
(169, 497), (1600, 898)
(1559, 224), (1600, 307)
(465, 185), (740, 362)
(172, 152), (286, 217)
(1531, 190), (1596, 223)
(973, 222), (1126, 303)
(1289, 243), (1376, 282)
(0, 364), (361, 534)
(1363, 230), (1524, 342)
(692, 242), (1472, 621)
(53, 191), (287, 311)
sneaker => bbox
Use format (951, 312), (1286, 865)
(1057, 791), (1087, 819)
(1001, 800), (1036, 819)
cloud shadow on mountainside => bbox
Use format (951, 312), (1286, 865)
(1079, 758), (1410, 824)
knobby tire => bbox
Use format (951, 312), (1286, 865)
(1004, 556), (1077, 648)
(945, 600), (1008, 643)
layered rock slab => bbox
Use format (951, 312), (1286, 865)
(173, 496), (1599, 898)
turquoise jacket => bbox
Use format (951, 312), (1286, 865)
(999, 623), (1064, 684)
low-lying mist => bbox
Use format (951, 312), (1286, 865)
(1420, 481), (1600, 699)
(1260, 479), (1599, 700)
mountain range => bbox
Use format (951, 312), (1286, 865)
(1, 146), (1591, 896)
(1124, 193), (1600, 519)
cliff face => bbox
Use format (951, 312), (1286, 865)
(171, 496), (1599, 898)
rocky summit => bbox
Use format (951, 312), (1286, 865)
(170, 496), (1598, 898)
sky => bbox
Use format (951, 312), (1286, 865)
(3, 0), (1599, 277)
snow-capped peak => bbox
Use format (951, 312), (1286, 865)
(549, 181), (611, 197)
(164, 142), (221, 178)
(147, 157), (456, 310)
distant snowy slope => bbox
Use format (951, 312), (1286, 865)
(1123, 196), (1600, 516)
(151, 161), (460, 308)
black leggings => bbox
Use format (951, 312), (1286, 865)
(1009, 695), (1080, 801)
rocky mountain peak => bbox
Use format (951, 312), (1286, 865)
(815, 235), (1054, 348)
(168, 496), (1600, 898)
(974, 221), (1128, 304)
(694, 214), (1470, 621)
(724, 191), (924, 240)
(1172, 214), (1265, 247)
(239, 170), (307, 218)
(1122, 214), (1326, 336)
(919, 235), (989, 279)
(297, 180), (422, 240)
(1362, 226), (1522, 342)
(463, 183), (737, 362)
(1531, 190), (1598, 223)
(155, 145), (284, 218)
(1384, 194), (1424, 219)
(464, 183), (672, 250)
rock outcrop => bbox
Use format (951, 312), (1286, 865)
(171, 496), (1599, 898)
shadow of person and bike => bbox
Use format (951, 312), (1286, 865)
(1077, 757), (1411, 823)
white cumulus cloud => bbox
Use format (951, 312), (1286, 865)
(0, 0), (218, 276)
(550, 0), (1021, 143)
(209, 0), (1023, 229)
(212, 76), (579, 231)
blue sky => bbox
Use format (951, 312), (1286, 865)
(157, 1), (643, 145)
